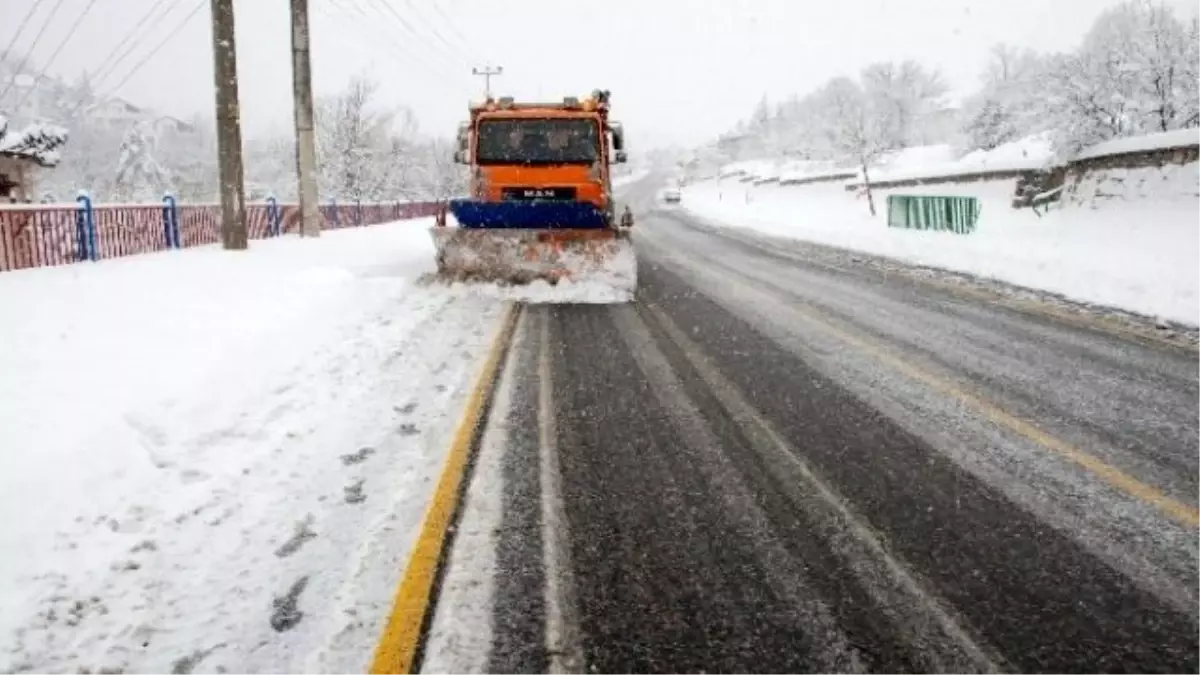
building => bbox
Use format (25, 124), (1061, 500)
(0, 120), (69, 202)
(0, 152), (38, 202)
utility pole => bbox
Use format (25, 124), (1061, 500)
(290, 0), (320, 238)
(472, 65), (502, 99)
(210, 0), (247, 250)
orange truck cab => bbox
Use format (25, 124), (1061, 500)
(449, 90), (631, 230)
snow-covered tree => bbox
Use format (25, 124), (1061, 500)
(112, 122), (170, 201)
(817, 76), (888, 215)
(961, 44), (1052, 150)
(315, 76), (421, 201)
(860, 60), (948, 149)
(1044, 0), (1199, 155)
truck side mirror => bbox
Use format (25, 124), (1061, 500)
(614, 150), (628, 164)
(456, 122), (470, 155)
(611, 123), (625, 151)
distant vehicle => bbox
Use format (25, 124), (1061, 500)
(662, 187), (682, 203)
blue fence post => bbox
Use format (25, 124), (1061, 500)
(162, 194), (180, 249)
(76, 193), (96, 261)
(74, 197), (89, 262)
(266, 196), (280, 236)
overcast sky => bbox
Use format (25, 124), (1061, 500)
(2, 0), (1195, 149)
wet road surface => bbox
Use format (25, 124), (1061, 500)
(430, 178), (1199, 673)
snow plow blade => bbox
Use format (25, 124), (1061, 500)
(450, 199), (610, 229)
(430, 200), (636, 296)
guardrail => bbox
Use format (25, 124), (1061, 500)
(886, 195), (981, 234)
(0, 197), (442, 273)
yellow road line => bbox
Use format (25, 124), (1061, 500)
(369, 302), (521, 675)
(779, 300), (1200, 529)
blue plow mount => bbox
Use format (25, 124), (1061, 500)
(449, 199), (609, 230)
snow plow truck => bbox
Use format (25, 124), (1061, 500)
(431, 89), (636, 291)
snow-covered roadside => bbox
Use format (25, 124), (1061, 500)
(0, 221), (509, 673)
(681, 172), (1199, 326)
(612, 168), (650, 188)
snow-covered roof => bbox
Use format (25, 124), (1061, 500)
(0, 122), (70, 167)
(1076, 129), (1200, 161)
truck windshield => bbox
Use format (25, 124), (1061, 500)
(476, 118), (599, 165)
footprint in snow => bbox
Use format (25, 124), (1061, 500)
(344, 480), (366, 504)
(171, 643), (225, 674)
(274, 515), (316, 558)
(340, 447), (375, 466)
(270, 576), (309, 633)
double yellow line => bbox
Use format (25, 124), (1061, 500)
(369, 303), (520, 674)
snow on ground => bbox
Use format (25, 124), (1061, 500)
(861, 137), (1054, 184)
(0, 220), (509, 673)
(681, 164), (1199, 326)
(612, 169), (650, 188)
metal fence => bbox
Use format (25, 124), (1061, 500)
(0, 196), (442, 273)
(886, 195), (981, 234)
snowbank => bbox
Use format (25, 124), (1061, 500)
(721, 159), (777, 179)
(1076, 128), (1200, 161)
(682, 172), (1199, 326)
(0, 220), (510, 672)
(854, 136), (1054, 185)
(612, 169), (650, 188)
(876, 143), (959, 173)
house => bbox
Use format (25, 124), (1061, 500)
(0, 153), (35, 201)
(0, 117), (69, 202)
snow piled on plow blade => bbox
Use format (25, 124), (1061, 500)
(428, 227), (636, 303)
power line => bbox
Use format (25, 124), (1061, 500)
(0, 0), (47, 70)
(89, 0), (185, 92)
(426, 1), (485, 64)
(101, 0), (206, 101)
(390, 0), (472, 69)
(13, 0), (101, 112)
(324, 0), (468, 92)
(0, 0), (69, 102)
(61, 0), (187, 121)
(358, 0), (472, 77)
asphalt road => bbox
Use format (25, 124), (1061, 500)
(451, 176), (1200, 673)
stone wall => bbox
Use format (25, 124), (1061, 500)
(1063, 143), (1199, 205)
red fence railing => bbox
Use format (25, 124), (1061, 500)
(0, 199), (443, 273)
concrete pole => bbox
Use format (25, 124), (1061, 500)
(290, 0), (320, 238)
(210, 0), (247, 249)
